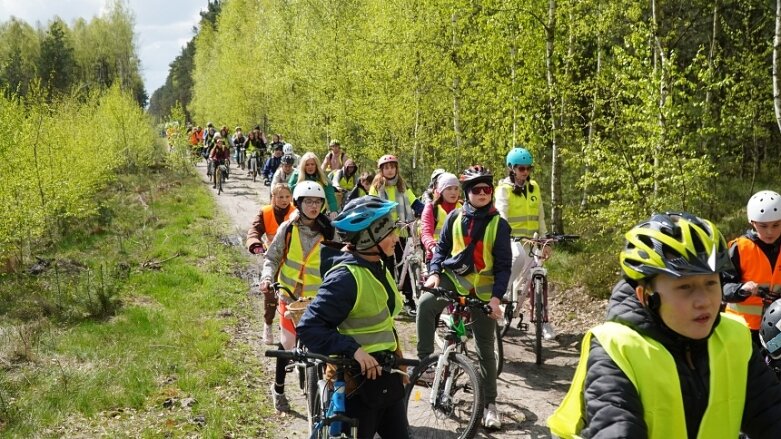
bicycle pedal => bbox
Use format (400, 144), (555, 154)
(518, 322), (529, 332)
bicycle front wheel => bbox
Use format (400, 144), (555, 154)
(534, 276), (544, 365)
(406, 353), (484, 439)
(305, 365), (319, 434)
(494, 323), (504, 376)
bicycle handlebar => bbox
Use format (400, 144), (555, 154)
(264, 348), (419, 369)
(271, 282), (298, 302)
(420, 286), (493, 315)
(512, 234), (580, 243)
(758, 287), (780, 304)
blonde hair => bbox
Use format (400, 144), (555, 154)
(271, 183), (292, 198)
(296, 152), (329, 186)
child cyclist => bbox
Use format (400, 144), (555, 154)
(722, 190), (781, 345)
(288, 151), (340, 217)
(245, 183), (296, 345)
(495, 146), (555, 339)
(548, 212), (781, 438)
(258, 181), (334, 412)
(369, 154), (424, 316)
(418, 165), (512, 430)
(419, 172), (462, 267)
(298, 195), (411, 438)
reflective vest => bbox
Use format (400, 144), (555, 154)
(725, 236), (781, 330)
(369, 185), (417, 236)
(548, 315), (750, 439)
(499, 180), (541, 236)
(433, 202), (462, 242)
(261, 204), (295, 242)
(334, 263), (402, 353)
(277, 224), (323, 298)
(444, 213), (500, 302)
(336, 170), (356, 191)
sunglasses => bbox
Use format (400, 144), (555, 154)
(513, 165), (532, 172)
(470, 186), (493, 195)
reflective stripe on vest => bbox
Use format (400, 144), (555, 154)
(724, 236), (781, 330)
(500, 180), (540, 236)
(547, 315), (750, 439)
(447, 213), (500, 301)
(278, 225), (323, 298)
(433, 202), (462, 242)
(333, 263), (402, 354)
(338, 172), (356, 191)
(262, 205), (294, 243)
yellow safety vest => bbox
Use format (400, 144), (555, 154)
(500, 179), (541, 236)
(337, 171), (356, 191)
(433, 202), (462, 242)
(278, 224), (323, 298)
(444, 213), (500, 302)
(334, 263), (403, 353)
(369, 184), (417, 237)
(548, 315), (750, 439)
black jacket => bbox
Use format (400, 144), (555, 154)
(581, 280), (781, 439)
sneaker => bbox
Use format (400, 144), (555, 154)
(542, 323), (556, 340)
(403, 300), (417, 317)
(483, 403), (501, 429)
(270, 385), (289, 412)
(263, 324), (274, 345)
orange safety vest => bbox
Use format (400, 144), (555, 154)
(725, 236), (781, 330)
(261, 204), (295, 242)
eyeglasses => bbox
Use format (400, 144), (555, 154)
(470, 186), (493, 195)
(513, 165), (532, 172)
(301, 198), (324, 207)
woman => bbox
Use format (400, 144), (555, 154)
(418, 165), (511, 430)
(369, 154), (424, 316)
(208, 135), (230, 188)
(548, 213), (781, 438)
(258, 181), (334, 412)
(420, 172), (461, 265)
(331, 159), (358, 210)
(495, 146), (555, 339)
(288, 151), (339, 216)
(298, 195), (411, 438)
(246, 183), (296, 345)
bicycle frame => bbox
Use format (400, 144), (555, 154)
(395, 220), (425, 298)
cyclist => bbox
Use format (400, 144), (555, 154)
(418, 165), (511, 430)
(369, 154), (424, 316)
(548, 212), (781, 439)
(421, 168), (447, 204)
(495, 146), (555, 339)
(271, 154), (296, 187)
(288, 151), (339, 217)
(208, 135), (230, 188)
(232, 126), (246, 167)
(345, 171), (375, 205)
(269, 133), (285, 155)
(321, 139), (346, 173)
(298, 195), (411, 438)
(262, 143), (284, 185)
(420, 172), (461, 266)
(202, 123), (217, 158)
(246, 183), (296, 345)
(259, 181), (334, 412)
(282, 142), (300, 167)
(331, 159), (358, 210)
(244, 129), (266, 176)
(722, 190), (781, 345)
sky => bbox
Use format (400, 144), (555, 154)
(0, 0), (207, 95)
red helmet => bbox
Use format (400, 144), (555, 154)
(377, 155), (398, 168)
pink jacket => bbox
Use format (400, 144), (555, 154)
(421, 201), (459, 260)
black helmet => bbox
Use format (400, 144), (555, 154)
(460, 165), (493, 191)
(761, 299), (781, 359)
(281, 154), (295, 165)
(620, 212), (731, 281)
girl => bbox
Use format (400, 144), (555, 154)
(288, 151), (339, 217)
(420, 172), (461, 265)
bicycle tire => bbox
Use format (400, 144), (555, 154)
(499, 300), (514, 338)
(534, 276), (544, 365)
(305, 365), (319, 434)
(494, 323), (504, 376)
(217, 167), (224, 195)
(405, 353), (484, 439)
(409, 262), (422, 301)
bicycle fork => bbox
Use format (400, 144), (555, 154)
(431, 343), (458, 407)
(528, 267), (548, 323)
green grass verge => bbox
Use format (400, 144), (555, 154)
(0, 169), (273, 437)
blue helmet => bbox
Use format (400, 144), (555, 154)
(333, 196), (398, 250)
(506, 147), (533, 167)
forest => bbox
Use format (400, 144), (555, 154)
(152, 0), (781, 250)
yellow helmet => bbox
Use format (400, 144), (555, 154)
(620, 212), (730, 281)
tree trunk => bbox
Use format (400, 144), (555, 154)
(546, 0), (563, 234)
(581, 33), (602, 211)
(650, 0), (668, 201)
(774, 0), (781, 134)
(451, 11), (463, 163)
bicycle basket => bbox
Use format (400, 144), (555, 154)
(286, 297), (314, 326)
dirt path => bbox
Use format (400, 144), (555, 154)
(195, 160), (605, 438)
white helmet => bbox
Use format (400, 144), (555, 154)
(283, 143), (294, 155)
(747, 190), (781, 222)
(293, 180), (325, 203)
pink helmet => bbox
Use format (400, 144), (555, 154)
(377, 154), (398, 168)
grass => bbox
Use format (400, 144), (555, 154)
(0, 168), (273, 438)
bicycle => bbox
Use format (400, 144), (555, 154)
(248, 151), (262, 182)
(265, 349), (417, 439)
(214, 160), (228, 195)
(501, 233), (579, 365)
(406, 285), (500, 438)
(394, 220), (425, 303)
(236, 145), (246, 170)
